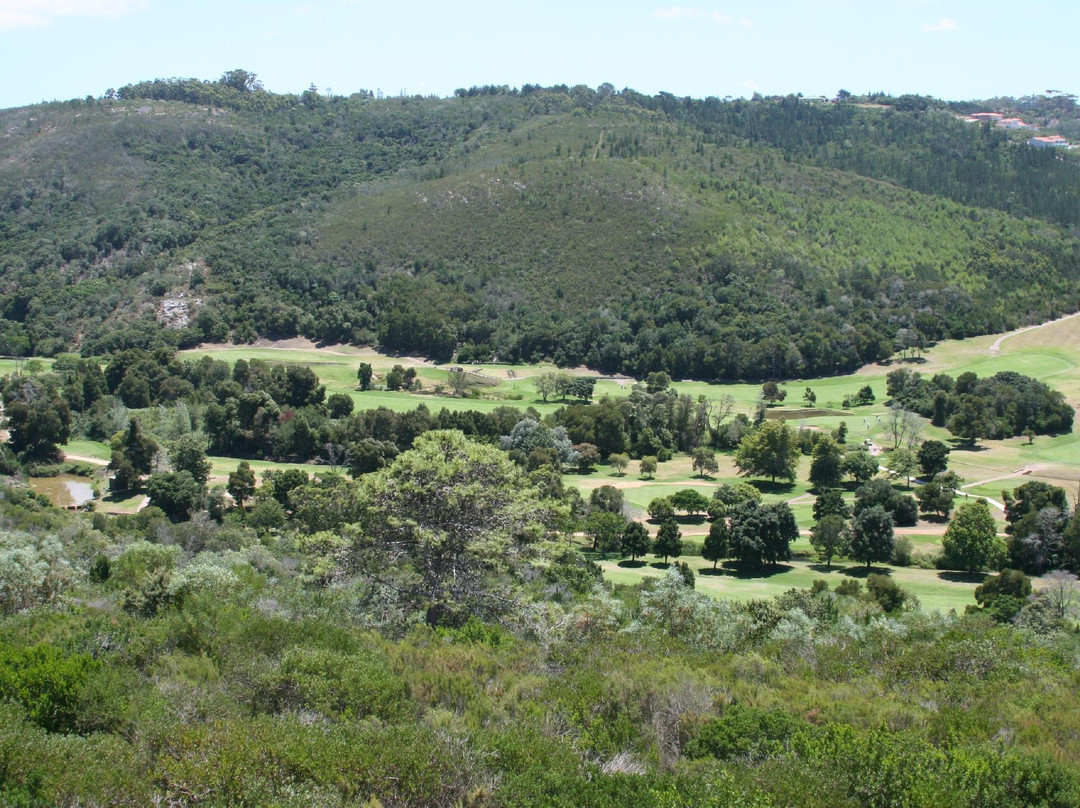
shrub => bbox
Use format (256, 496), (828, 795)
(256, 647), (410, 721)
(0, 643), (100, 733)
(685, 704), (800, 761)
(835, 579), (862, 597)
(111, 541), (181, 589)
(647, 497), (675, 521)
(892, 537), (913, 567)
(866, 574), (913, 613)
(0, 533), (73, 615)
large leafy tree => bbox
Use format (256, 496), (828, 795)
(109, 418), (158, 490)
(146, 471), (202, 521)
(917, 440), (950, 478)
(168, 435), (212, 487)
(811, 514), (848, 569)
(691, 447), (719, 478)
(647, 496), (676, 522)
(843, 449), (880, 485)
(813, 489), (851, 522)
(729, 500), (798, 567)
(734, 421), (798, 483)
(670, 488), (710, 517)
(702, 518), (730, 569)
(227, 461), (257, 514)
(347, 430), (563, 625)
(887, 447), (918, 488)
(500, 417), (579, 469)
(915, 472), (962, 519)
(584, 511), (626, 557)
(589, 485), (625, 515)
(974, 569), (1032, 622)
(654, 519), (683, 564)
(620, 521), (651, 561)
(942, 499), (997, 572)
(847, 505), (895, 569)
(4, 396), (71, 461)
(1004, 481), (1070, 573)
(356, 362), (373, 391)
(809, 436), (845, 490)
(947, 394), (997, 444)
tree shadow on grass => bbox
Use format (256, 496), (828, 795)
(949, 441), (989, 453)
(808, 563), (843, 574)
(617, 559), (648, 569)
(749, 480), (798, 496)
(675, 515), (707, 526)
(102, 489), (141, 504)
(839, 565), (893, 578)
(696, 560), (795, 579)
(938, 570), (986, 584)
(649, 562), (672, 570)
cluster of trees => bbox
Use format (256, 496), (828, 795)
(1001, 480), (1080, 575)
(887, 367), (1074, 441)
(803, 432), (957, 570)
(803, 429), (1080, 578)
(0, 353), (748, 481)
(550, 381), (731, 461)
(532, 371), (596, 403)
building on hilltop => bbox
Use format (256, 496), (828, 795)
(1029, 135), (1070, 148)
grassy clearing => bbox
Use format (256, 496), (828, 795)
(597, 556), (980, 613)
(96, 489), (146, 515)
(62, 440), (111, 462)
(206, 456), (332, 486)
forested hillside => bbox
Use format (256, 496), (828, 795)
(2, 75), (1079, 379)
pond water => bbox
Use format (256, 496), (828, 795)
(28, 475), (96, 508)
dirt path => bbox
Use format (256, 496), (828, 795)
(989, 311), (1080, 352)
(960, 468), (1033, 490)
(62, 452), (108, 466)
(952, 468), (1040, 511)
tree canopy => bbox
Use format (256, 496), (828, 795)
(734, 421), (798, 483)
(346, 430), (564, 624)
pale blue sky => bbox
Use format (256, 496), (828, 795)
(1, 1), (1076, 110)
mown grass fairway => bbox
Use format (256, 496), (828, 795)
(597, 556), (982, 613)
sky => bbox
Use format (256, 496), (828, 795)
(1, 0), (1077, 110)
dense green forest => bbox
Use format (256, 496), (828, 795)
(2, 75), (1080, 379)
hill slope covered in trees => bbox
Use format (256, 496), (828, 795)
(2, 75), (1080, 380)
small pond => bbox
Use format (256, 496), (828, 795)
(28, 475), (96, 509)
